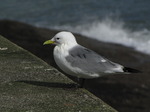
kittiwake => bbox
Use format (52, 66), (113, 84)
(43, 31), (140, 86)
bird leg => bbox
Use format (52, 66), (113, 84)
(77, 78), (85, 88)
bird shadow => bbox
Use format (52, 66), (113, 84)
(15, 80), (78, 89)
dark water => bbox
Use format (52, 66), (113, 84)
(1, 0), (150, 28)
(1, 0), (150, 54)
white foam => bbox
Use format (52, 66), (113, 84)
(52, 18), (150, 55)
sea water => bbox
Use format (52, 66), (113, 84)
(0, 0), (150, 54)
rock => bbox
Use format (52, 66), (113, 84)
(0, 35), (116, 112)
(0, 20), (150, 112)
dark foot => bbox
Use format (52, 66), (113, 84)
(77, 78), (85, 88)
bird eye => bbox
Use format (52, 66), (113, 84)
(56, 38), (60, 40)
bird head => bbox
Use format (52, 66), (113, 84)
(43, 31), (77, 46)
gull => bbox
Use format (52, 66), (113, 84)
(43, 31), (140, 87)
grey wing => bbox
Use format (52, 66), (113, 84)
(65, 45), (123, 74)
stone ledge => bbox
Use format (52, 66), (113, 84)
(0, 35), (117, 112)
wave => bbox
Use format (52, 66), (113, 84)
(51, 18), (150, 55)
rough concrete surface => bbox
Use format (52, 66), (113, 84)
(1, 20), (150, 112)
(0, 35), (117, 112)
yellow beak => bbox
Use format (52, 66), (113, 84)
(43, 40), (55, 45)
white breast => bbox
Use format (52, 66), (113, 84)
(54, 45), (77, 75)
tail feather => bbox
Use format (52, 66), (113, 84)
(123, 67), (141, 73)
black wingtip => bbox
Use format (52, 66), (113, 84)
(123, 67), (142, 73)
